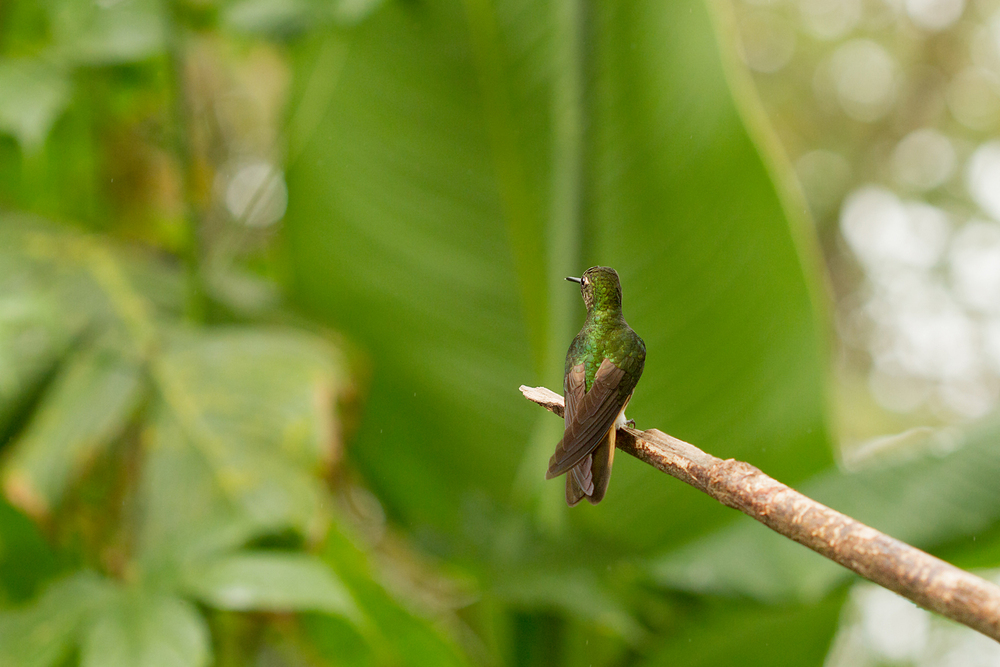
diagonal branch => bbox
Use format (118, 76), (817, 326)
(520, 384), (1000, 643)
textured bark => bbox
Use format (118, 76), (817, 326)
(520, 384), (1000, 642)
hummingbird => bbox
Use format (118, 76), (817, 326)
(546, 266), (646, 506)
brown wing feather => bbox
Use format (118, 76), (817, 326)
(563, 363), (585, 429)
(566, 454), (593, 506)
(571, 458), (593, 494)
(561, 362), (592, 505)
(546, 358), (628, 478)
(586, 428), (616, 504)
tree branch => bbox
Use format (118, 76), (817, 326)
(520, 384), (1000, 643)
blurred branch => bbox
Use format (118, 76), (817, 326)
(520, 384), (1000, 643)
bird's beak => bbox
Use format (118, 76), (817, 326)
(566, 276), (582, 283)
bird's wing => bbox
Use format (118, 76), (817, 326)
(566, 454), (593, 506)
(563, 362), (585, 427)
(563, 363), (594, 503)
(585, 428), (616, 504)
(546, 357), (628, 479)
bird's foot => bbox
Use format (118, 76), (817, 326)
(625, 419), (636, 429)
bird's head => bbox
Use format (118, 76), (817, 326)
(567, 266), (623, 312)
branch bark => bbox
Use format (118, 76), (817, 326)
(520, 384), (1000, 643)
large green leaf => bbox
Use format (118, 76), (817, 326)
(285, 7), (540, 533)
(283, 0), (830, 556)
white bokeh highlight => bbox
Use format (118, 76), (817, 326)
(828, 40), (899, 122)
(949, 220), (1000, 314)
(825, 578), (1000, 667)
(905, 0), (965, 31)
(222, 160), (288, 228)
(841, 187), (950, 271)
(891, 128), (956, 191)
(859, 586), (930, 662)
(968, 141), (1000, 221)
(838, 183), (1000, 416)
(800, 0), (862, 40)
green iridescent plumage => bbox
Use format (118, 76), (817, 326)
(546, 266), (645, 506)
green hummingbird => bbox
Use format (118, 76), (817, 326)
(546, 266), (646, 506)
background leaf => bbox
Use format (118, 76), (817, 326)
(0, 59), (71, 153)
(80, 588), (211, 667)
(0, 571), (113, 667)
(137, 329), (345, 567)
(3, 342), (143, 517)
(183, 551), (358, 618)
(47, 0), (166, 66)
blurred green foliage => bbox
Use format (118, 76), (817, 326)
(0, 0), (999, 666)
